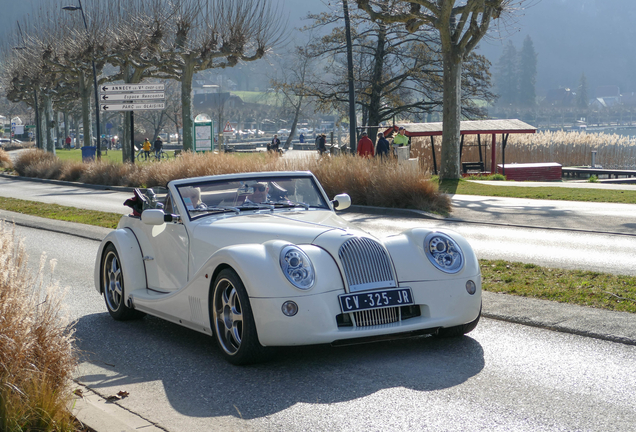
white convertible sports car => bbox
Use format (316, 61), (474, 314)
(95, 171), (481, 364)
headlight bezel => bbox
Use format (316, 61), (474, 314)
(424, 232), (465, 274)
(279, 245), (316, 290)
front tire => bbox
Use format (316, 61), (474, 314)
(211, 269), (268, 365)
(102, 244), (145, 321)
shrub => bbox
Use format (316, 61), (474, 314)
(8, 150), (451, 214)
(0, 223), (77, 431)
(0, 148), (12, 169)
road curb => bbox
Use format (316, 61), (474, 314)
(72, 384), (166, 432)
(482, 291), (636, 346)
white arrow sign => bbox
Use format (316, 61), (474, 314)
(100, 92), (165, 102)
(100, 84), (165, 93)
(100, 102), (165, 112)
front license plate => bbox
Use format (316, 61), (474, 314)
(339, 288), (414, 313)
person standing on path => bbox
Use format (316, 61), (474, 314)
(153, 137), (163, 158)
(376, 132), (390, 159)
(316, 133), (327, 155)
(357, 132), (375, 157)
(142, 138), (152, 160)
(393, 126), (408, 148)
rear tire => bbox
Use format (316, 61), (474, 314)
(435, 304), (481, 338)
(102, 244), (145, 321)
(211, 269), (269, 365)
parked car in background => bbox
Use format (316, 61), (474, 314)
(95, 171), (482, 365)
(0, 138), (23, 145)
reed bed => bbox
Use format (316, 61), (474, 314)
(0, 148), (12, 169)
(0, 223), (77, 431)
(12, 149), (450, 214)
(411, 131), (636, 173)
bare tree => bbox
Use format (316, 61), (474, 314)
(356, 0), (526, 180)
(299, 4), (494, 143)
(269, 44), (315, 149)
(148, 0), (284, 151)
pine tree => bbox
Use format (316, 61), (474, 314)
(494, 40), (518, 107)
(518, 36), (537, 107)
(577, 73), (589, 109)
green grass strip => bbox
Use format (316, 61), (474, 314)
(0, 196), (121, 229)
(481, 259), (636, 313)
(440, 179), (636, 204)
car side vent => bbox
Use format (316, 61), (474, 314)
(338, 237), (396, 292)
(189, 296), (204, 324)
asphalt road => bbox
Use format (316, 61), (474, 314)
(12, 224), (636, 432)
(3, 176), (636, 430)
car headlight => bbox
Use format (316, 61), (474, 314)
(280, 245), (315, 290)
(424, 232), (464, 274)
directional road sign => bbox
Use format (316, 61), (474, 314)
(100, 92), (165, 102)
(100, 84), (165, 93)
(100, 102), (165, 112)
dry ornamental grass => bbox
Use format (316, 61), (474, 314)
(0, 148), (12, 169)
(12, 150), (451, 215)
(0, 222), (77, 431)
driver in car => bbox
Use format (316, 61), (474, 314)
(245, 182), (269, 204)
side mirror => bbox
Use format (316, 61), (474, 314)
(141, 209), (166, 225)
(332, 193), (351, 211)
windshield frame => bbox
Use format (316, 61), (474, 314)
(171, 172), (332, 221)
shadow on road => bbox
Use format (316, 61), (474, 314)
(74, 312), (485, 420)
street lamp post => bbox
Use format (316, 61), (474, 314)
(63, 0), (101, 159)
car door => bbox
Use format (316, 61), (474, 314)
(136, 191), (189, 291)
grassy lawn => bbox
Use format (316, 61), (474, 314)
(481, 260), (636, 314)
(0, 196), (121, 229)
(55, 148), (175, 163)
(0, 195), (634, 313)
(439, 179), (636, 204)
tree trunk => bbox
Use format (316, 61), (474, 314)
(181, 62), (195, 152)
(63, 111), (69, 144)
(343, 0), (357, 153)
(55, 111), (63, 150)
(79, 71), (93, 149)
(44, 95), (55, 154)
(440, 50), (462, 180)
(284, 96), (303, 149)
(367, 22), (386, 144)
(38, 103), (46, 151)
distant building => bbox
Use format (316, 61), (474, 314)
(542, 88), (576, 106)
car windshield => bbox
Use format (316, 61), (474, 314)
(175, 175), (330, 220)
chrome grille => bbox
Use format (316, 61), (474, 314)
(353, 307), (399, 326)
(338, 237), (396, 292)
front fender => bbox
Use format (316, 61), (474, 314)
(94, 228), (147, 296)
(195, 240), (345, 300)
(384, 228), (481, 282)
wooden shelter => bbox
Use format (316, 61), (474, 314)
(383, 119), (537, 175)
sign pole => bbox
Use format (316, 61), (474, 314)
(131, 111), (135, 164)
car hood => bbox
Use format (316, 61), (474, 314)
(190, 209), (368, 249)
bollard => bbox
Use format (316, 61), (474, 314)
(591, 150), (597, 168)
